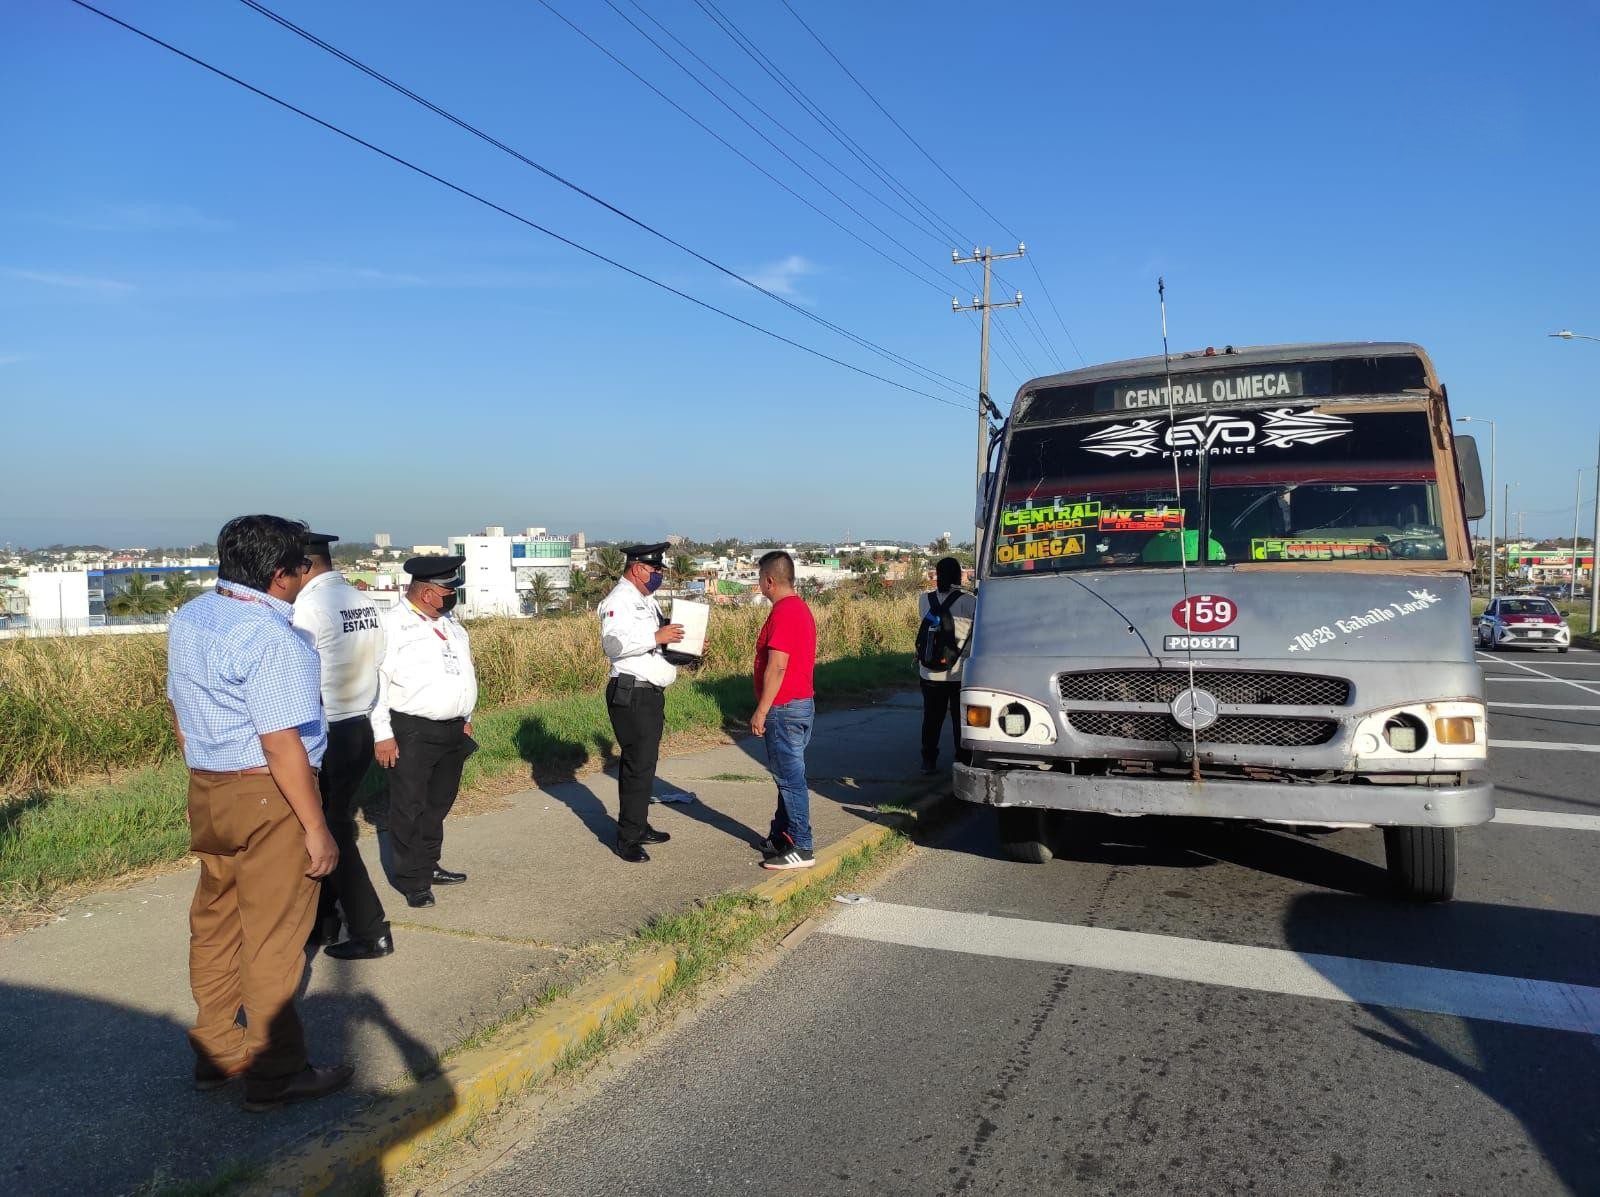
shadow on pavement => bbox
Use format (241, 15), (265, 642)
(1285, 894), (1600, 1195)
(0, 964), (455, 1195)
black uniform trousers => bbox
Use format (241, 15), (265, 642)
(920, 678), (963, 766)
(387, 711), (474, 894)
(317, 716), (389, 940)
(606, 678), (664, 849)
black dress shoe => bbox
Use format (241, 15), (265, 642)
(614, 843), (650, 863)
(405, 890), (435, 908)
(640, 827), (671, 845)
(306, 915), (342, 948)
(431, 866), (468, 885)
(325, 933), (395, 960)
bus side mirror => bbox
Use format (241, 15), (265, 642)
(1454, 435), (1487, 521)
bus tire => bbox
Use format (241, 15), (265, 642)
(998, 808), (1052, 864)
(1383, 826), (1456, 902)
(1559, 646), (1570, 654)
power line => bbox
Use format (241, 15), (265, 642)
(236, 0), (968, 397)
(776, 0), (1091, 368)
(582, 0), (956, 291)
(528, 0), (956, 297)
(66, 0), (969, 412)
(692, 0), (971, 252)
(994, 316), (1041, 379)
(777, 0), (1005, 242)
(620, 0), (954, 253)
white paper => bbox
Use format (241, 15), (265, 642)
(669, 598), (710, 657)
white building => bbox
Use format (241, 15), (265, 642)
(23, 570), (91, 632)
(374, 532), (392, 548)
(442, 526), (574, 618)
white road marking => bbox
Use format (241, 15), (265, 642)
(1493, 808), (1600, 832)
(1489, 739), (1600, 753)
(824, 902), (1600, 1035)
(1485, 677), (1583, 683)
(1477, 654), (1600, 697)
(1489, 702), (1600, 711)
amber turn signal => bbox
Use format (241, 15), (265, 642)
(1433, 717), (1476, 745)
(965, 705), (992, 728)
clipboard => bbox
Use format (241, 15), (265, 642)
(668, 598), (710, 658)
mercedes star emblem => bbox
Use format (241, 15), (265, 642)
(1171, 686), (1220, 731)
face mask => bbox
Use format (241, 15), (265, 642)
(439, 589), (458, 613)
(644, 570), (664, 594)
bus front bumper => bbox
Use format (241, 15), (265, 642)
(952, 764), (1494, 829)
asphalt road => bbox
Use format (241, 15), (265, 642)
(465, 648), (1600, 1196)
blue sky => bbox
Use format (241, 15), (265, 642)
(3, 0), (1597, 547)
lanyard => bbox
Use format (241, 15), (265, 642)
(217, 586), (276, 611)
(407, 599), (450, 642)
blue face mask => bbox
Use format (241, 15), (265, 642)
(645, 570), (664, 594)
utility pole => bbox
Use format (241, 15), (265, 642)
(951, 243), (1026, 550)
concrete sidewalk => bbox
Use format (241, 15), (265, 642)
(0, 693), (936, 1196)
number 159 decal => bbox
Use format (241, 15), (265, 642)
(1171, 594), (1237, 631)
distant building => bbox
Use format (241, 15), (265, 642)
(441, 526), (575, 617)
(374, 532), (392, 548)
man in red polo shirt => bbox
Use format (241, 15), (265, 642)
(750, 550), (818, 870)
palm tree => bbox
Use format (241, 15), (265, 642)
(108, 572), (171, 617)
(670, 552), (696, 592)
(566, 566), (598, 613)
(527, 571), (555, 615)
(162, 571), (199, 607)
(595, 545), (626, 583)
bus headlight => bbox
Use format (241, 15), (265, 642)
(960, 690), (1057, 746)
(1352, 701), (1484, 762)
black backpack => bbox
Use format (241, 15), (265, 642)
(915, 590), (964, 671)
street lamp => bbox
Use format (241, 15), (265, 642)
(1572, 467), (1596, 604)
(1456, 416), (1496, 602)
(1550, 330), (1600, 632)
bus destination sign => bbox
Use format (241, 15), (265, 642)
(1109, 367), (1308, 411)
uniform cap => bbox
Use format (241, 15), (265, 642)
(621, 542), (669, 568)
(405, 554), (466, 585)
(303, 531), (340, 552)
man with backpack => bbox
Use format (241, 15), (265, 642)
(916, 556), (977, 774)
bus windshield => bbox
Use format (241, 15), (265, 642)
(992, 406), (1448, 575)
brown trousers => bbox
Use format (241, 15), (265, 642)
(187, 769), (318, 1083)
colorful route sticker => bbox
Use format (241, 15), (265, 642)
(1000, 499), (1101, 539)
(996, 535), (1086, 565)
(1251, 538), (1392, 561)
(1098, 507), (1185, 533)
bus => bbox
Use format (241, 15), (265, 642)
(956, 342), (1490, 901)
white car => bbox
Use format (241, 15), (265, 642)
(1477, 596), (1571, 652)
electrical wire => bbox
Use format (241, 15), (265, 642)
(526, 0), (955, 297)
(66, 0), (970, 411)
(693, 0), (970, 252)
(993, 317), (1042, 379)
(236, 0), (968, 397)
(1028, 255), (1089, 366)
(620, 0), (953, 253)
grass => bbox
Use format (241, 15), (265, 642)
(0, 601), (918, 921)
(0, 594), (916, 794)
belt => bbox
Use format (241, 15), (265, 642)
(188, 766), (320, 777)
(610, 675), (663, 691)
(391, 711), (467, 724)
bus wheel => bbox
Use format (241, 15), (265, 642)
(1383, 826), (1456, 902)
(998, 808), (1052, 864)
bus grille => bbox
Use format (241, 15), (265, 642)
(1057, 670), (1351, 707)
(1066, 712), (1339, 747)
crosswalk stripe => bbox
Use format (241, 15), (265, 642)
(823, 902), (1600, 1035)
(1489, 739), (1600, 753)
(1478, 654), (1600, 697)
(1493, 807), (1600, 831)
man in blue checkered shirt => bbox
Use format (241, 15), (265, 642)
(166, 514), (352, 1111)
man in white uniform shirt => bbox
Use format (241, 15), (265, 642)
(599, 543), (684, 863)
(292, 532), (393, 960)
(372, 556), (477, 908)
(918, 556), (978, 774)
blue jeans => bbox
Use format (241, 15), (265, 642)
(763, 698), (815, 852)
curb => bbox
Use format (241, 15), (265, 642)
(256, 779), (955, 1195)
(252, 949), (677, 1197)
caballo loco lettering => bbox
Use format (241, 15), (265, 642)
(1113, 368), (1305, 411)
(1286, 588), (1442, 653)
(996, 535), (1085, 564)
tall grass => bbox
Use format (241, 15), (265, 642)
(0, 595), (918, 795)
